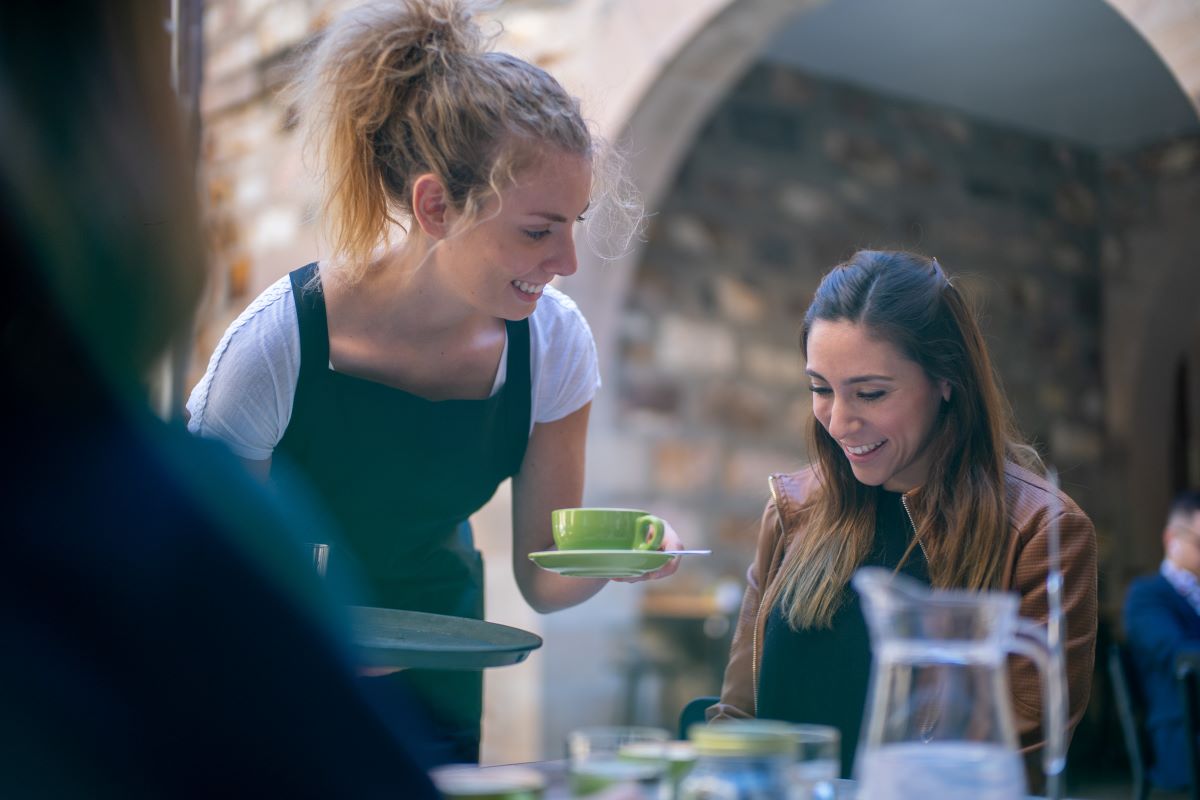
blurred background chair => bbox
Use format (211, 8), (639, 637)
(1110, 642), (1152, 800)
(1177, 651), (1200, 800)
(678, 695), (719, 740)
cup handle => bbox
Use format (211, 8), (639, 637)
(632, 515), (665, 551)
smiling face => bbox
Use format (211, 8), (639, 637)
(435, 148), (592, 321)
(806, 319), (950, 493)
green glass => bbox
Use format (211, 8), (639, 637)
(620, 740), (698, 797)
(569, 760), (661, 796)
(566, 725), (670, 797)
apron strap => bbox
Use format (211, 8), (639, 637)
(288, 262), (330, 384)
(502, 318), (532, 478)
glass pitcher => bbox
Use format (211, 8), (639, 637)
(851, 567), (1066, 800)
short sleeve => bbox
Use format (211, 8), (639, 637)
(185, 277), (301, 461)
(528, 285), (601, 424)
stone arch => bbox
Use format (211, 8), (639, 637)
(548, 0), (1200, 579)
(556, 0), (1200, 405)
(539, 3), (1200, 713)
(558, 0), (814, 416)
(501, 0), (1200, 758)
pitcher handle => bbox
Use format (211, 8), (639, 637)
(1012, 620), (1067, 783)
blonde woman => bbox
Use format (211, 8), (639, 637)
(712, 251), (1097, 787)
(188, 0), (679, 762)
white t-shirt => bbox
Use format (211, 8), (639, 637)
(186, 276), (600, 462)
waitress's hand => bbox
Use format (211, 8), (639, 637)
(613, 521), (684, 583)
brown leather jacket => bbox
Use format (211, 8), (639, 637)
(711, 462), (1098, 761)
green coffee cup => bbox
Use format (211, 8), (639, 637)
(551, 508), (666, 551)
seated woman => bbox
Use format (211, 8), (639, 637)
(711, 250), (1098, 783)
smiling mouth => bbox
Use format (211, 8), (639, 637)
(845, 440), (885, 456)
(512, 279), (544, 296)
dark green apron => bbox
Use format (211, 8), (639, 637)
(275, 263), (531, 754)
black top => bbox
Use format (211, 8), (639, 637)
(757, 489), (930, 778)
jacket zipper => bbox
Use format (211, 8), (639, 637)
(900, 493), (928, 563)
(754, 474), (785, 714)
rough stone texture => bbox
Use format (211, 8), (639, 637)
(1099, 134), (1200, 595)
(621, 62), (1114, 592)
(652, 439), (721, 493)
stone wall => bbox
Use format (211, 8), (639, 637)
(1099, 136), (1200, 586)
(191, 0), (334, 384)
(585, 61), (1200, 757)
(619, 61), (1109, 590)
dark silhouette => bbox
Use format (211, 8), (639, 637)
(0, 5), (437, 796)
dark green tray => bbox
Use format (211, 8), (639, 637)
(349, 606), (543, 671)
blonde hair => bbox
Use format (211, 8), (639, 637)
(289, 0), (638, 282)
(762, 251), (1043, 629)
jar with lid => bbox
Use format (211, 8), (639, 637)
(678, 721), (798, 800)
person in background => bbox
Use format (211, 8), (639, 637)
(0, 5), (437, 796)
(186, 0), (680, 762)
(1124, 489), (1200, 791)
(710, 250), (1098, 785)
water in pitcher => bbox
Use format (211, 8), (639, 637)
(852, 567), (1066, 800)
(858, 742), (1026, 800)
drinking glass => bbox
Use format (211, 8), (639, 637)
(619, 740), (696, 799)
(430, 764), (546, 799)
(309, 542), (329, 577)
(566, 725), (670, 798)
(786, 724), (839, 800)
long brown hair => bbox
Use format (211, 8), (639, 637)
(289, 0), (637, 282)
(764, 250), (1042, 629)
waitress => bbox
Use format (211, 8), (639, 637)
(187, 0), (680, 762)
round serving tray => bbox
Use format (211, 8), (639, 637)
(349, 606), (543, 671)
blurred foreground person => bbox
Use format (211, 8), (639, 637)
(1124, 490), (1200, 791)
(0, 5), (436, 797)
(711, 251), (1098, 786)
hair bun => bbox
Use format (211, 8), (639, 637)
(404, 0), (488, 67)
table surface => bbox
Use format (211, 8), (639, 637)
(481, 759), (1078, 799)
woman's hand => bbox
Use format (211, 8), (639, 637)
(612, 521), (684, 583)
(512, 405), (610, 612)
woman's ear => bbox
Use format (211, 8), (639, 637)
(939, 379), (952, 403)
(412, 174), (452, 239)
